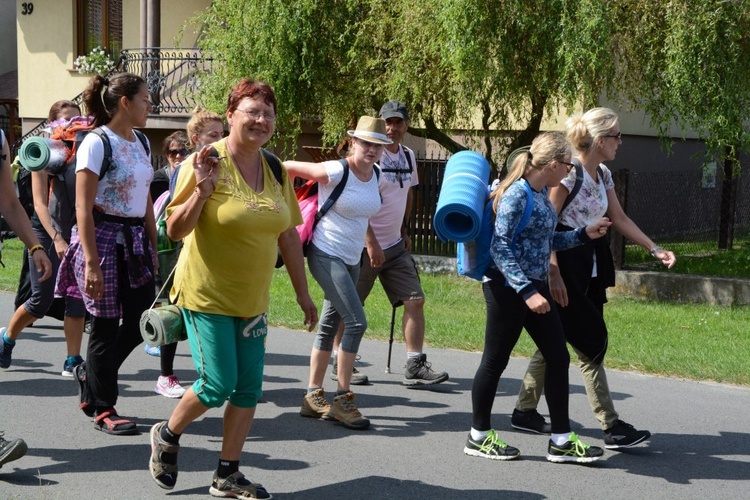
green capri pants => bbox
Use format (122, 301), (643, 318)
(183, 308), (267, 409)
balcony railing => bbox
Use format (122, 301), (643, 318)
(13, 49), (213, 154)
(121, 48), (213, 115)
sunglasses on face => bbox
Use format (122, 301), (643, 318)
(167, 148), (189, 157)
(604, 132), (622, 140)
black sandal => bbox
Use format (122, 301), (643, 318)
(94, 409), (138, 435)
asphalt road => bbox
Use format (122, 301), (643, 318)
(0, 291), (748, 499)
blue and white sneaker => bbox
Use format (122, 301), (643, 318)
(62, 355), (84, 377)
(0, 328), (14, 369)
(145, 344), (161, 357)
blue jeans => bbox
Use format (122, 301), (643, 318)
(307, 244), (367, 354)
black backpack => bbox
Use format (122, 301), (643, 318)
(561, 159), (604, 213)
(16, 168), (35, 218)
(379, 147), (414, 188)
(49, 128), (150, 240)
(1, 131), (33, 220)
(262, 148), (284, 186)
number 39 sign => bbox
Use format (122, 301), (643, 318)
(21, 2), (34, 15)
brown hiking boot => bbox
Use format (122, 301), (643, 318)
(403, 354), (449, 386)
(329, 392), (370, 430)
(300, 388), (333, 420)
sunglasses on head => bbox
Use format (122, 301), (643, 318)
(167, 148), (189, 157)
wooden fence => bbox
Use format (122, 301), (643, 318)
(408, 153), (456, 257)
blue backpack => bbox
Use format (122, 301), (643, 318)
(457, 178), (537, 280)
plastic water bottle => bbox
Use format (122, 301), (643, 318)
(156, 219), (175, 253)
(463, 240), (477, 272)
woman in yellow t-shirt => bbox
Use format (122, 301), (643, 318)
(148, 79), (317, 499)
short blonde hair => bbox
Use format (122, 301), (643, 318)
(186, 106), (224, 148)
(566, 107), (619, 153)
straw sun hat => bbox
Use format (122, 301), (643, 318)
(347, 116), (393, 145)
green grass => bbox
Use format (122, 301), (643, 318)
(268, 266), (750, 387)
(625, 232), (750, 278)
(2, 237), (748, 386)
(0, 238), (25, 291)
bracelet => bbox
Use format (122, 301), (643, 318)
(195, 176), (215, 190)
(650, 245), (663, 257)
(194, 187), (212, 200)
(29, 244), (44, 256)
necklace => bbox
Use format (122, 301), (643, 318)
(255, 155), (263, 192)
(227, 141), (262, 191)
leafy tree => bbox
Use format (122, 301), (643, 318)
(190, 0), (614, 173)
(612, 0), (750, 248)
(422, 0), (615, 170)
(192, 0), (365, 148)
(191, 0), (750, 252)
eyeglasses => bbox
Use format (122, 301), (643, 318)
(557, 160), (575, 172)
(604, 132), (622, 140)
(167, 148), (189, 157)
(235, 108), (277, 123)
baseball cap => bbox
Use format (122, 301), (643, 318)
(378, 100), (409, 121)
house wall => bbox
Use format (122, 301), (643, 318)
(160, 0), (208, 48)
(405, 133), (707, 174)
(17, 1), (87, 124)
(397, 96), (708, 175)
(0, 2), (18, 74)
(122, 0), (208, 49)
(604, 98), (701, 140)
(17, 0), (211, 134)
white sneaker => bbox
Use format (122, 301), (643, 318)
(155, 375), (186, 399)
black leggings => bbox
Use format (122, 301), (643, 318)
(86, 247), (155, 410)
(160, 342), (178, 376)
(471, 280), (571, 434)
(554, 234), (612, 364)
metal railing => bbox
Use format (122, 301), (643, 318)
(13, 49), (213, 154)
(121, 48), (213, 115)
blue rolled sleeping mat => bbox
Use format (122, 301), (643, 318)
(433, 150), (491, 242)
(18, 137), (71, 174)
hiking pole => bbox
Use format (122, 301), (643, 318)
(385, 301), (402, 373)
